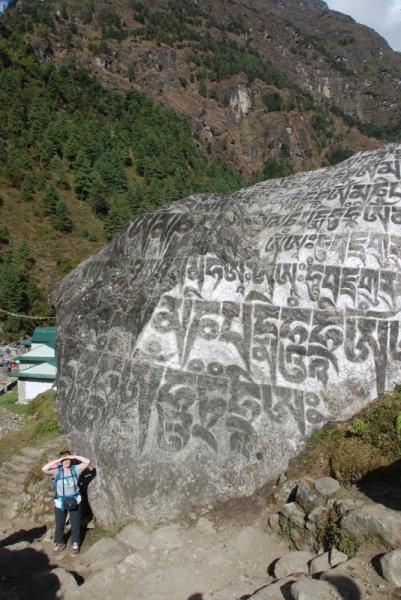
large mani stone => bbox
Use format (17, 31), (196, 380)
(50, 144), (401, 527)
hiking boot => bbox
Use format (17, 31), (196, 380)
(71, 543), (80, 554)
(53, 543), (66, 555)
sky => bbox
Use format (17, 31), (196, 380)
(326, 0), (401, 52)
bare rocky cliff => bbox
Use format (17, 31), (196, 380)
(11, 0), (401, 177)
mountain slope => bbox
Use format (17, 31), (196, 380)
(0, 0), (400, 338)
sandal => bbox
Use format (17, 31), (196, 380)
(53, 543), (66, 555)
(71, 542), (80, 554)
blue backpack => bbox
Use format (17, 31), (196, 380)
(52, 464), (80, 510)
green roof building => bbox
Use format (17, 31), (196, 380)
(10, 326), (57, 403)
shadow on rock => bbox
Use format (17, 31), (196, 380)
(0, 543), (54, 597)
(0, 526), (46, 549)
(357, 459), (401, 511)
(322, 573), (363, 600)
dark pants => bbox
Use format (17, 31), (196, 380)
(54, 502), (82, 545)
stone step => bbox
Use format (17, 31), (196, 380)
(0, 483), (19, 494)
(3, 462), (30, 474)
(0, 497), (13, 506)
(20, 447), (43, 459)
(0, 472), (25, 484)
(11, 454), (35, 465)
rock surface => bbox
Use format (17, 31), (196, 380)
(77, 538), (127, 572)
(274, 550), (314, 578)
(116, 523), (150, 550)
(340, 504), (401, 548)
(51, 144), (401, 526)
(380, 548), (401, 586)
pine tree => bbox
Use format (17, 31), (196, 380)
(16, 239), (32, 272)
(73, 158), (93, 200)
(199, 80), (207, 98)
(42, 182), (59, 216)
(173, 169), (185, 200)
(0, 262), (24, 313)
(87, 171), (107, 216)
(103, 203), (124, 240)
(64, 134), (80, 162)
(52, 200), (72, 232)
(19, 178), (33, 202)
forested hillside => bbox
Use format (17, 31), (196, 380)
(0, 0), (400, 338)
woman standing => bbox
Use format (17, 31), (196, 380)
(42, 451), (90, 555)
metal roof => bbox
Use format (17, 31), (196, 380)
(10, 361), (56, 380)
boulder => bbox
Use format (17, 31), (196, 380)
(20, 567), (78, 600)
(340, 504), (401, 548)
(77, 538), (127, 572)
(380, 548), (401, 586)
(50, 145), (401, 526)
(116, 523), (150, 550)
(274, 550), (315, 578)
(313, 478), (340, 496)
(296, 480), (323, 514)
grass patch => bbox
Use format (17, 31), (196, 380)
(0, 387), (18, 404)
(0, 389), (64, 463)
(84, 526), (114, 545)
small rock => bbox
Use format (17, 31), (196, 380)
(309, 552), (331, 576)
(281, 502), (306, 527)
(314, 477), (340, 497)
(123, 549), (157, 570)
(326, 498), (336, 509)
(211, 579), (256, 600)
(189, 513), (197, 520)
(278, 472), (287, 484)
(4, 541), (30, 551)
(329, 548), (348, 567)
(195, 517), (216, 534)
(340, 504), (401, 547)
(305, 521), (316, 532)
(291, 577), (334, 600)
(380, 548), (401, 586)
(274, 550), (315, 579)
(272, 479), (299, 504)
(296, 479), (323, 513)
(269, 513), (281, 535)
(116, 524), (150, 550)
(307, 505), (329, 524)
(150, 524), (182, 550)
(336, 499), (362, 516)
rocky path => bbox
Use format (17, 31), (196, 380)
(0, 412), (400, 600)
